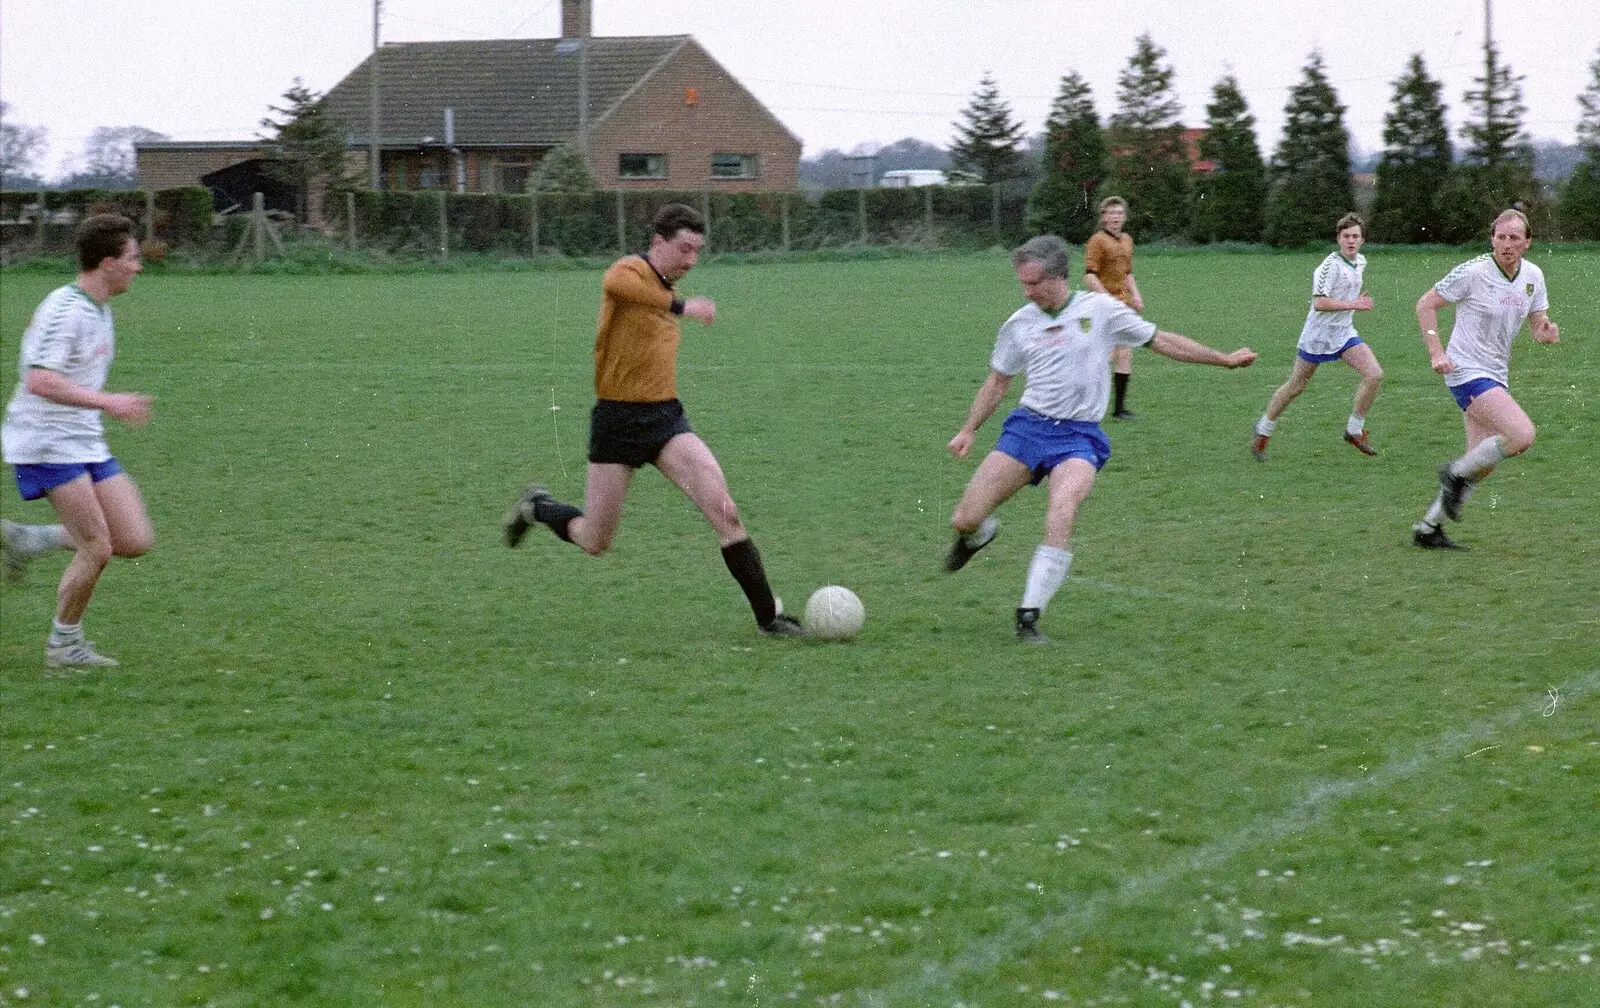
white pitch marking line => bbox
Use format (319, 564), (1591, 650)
(885, 667), (1600, 1000)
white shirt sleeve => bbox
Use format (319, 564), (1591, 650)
(1104, 301), (1158, 348)
(989, 318), (1025, 375)
(1531, 272), (1549, 314)
(1311, 257), (1336, 298)
(1434, 259), (1477, 304)
(24, 297), (90, 373)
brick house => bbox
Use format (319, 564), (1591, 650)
(139, 1), (799, 198)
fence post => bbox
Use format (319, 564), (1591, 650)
(144, 189), (156, 244)
(252, 191), (266, 263)
(923, 187), (934, 244)
(530, 192), (540, 255)
(437, 191), (448, 259)
(780, 192), (790, 253)
(857, 188), (867, 244)
(990, 185), (1001, 243)
(346, 192), (357, 247)
(616, 189), (626, 254)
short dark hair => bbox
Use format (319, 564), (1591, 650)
(76, 214), (137, 271)
(1334, 212), (1364, 237)
(651, 203), (705, 240)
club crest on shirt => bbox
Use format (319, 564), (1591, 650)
(1078, 317), (1092, 334)
(1524, 283), (1534, 296)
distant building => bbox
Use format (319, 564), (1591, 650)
(136, 1), (800, 197)
(1106, 128), (1215, 175)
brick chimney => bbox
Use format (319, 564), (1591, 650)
(560, 0), (591, 38)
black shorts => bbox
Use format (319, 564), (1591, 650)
(587, 398), (694, 468)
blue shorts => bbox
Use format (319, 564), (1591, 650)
(12, 458), (124, 501)
(1447, 377), (1507, 411)
(994, 409), (1111, 485)
(1297, 336), (1363, 364)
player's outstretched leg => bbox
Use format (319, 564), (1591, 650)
(2, 519), (70, 581)
(504, 483), (583, 547)
(944, 516), (998, 572)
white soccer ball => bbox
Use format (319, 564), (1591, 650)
(804, 585), (864, 642)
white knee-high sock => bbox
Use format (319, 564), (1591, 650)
(1021, 545), (1073, 611)
(1450, 436), (1505, 481)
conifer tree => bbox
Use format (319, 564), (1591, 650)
(1370, 55), (1454, 244)
(1558, 48), (1600, 239)
(950, 74), (1027, 183)
(1264, 52), (1354, 246)
(1438, 40), (1539, 241)
(1027, 72), (1107, 242)
(259, 78), (355, 222)
(1189, 74), (1265, 243)
(1103, 33), (1191, 238)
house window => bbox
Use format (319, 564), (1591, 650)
(618, 153), (667, 179)
(495, 162), (534, 193)
(418, 166), (443, 190)
(711, 154), (757, 179)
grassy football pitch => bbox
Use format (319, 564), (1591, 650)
(1, 248), (1596, 1006)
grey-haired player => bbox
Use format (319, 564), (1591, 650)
(943, 235), (1256, 642)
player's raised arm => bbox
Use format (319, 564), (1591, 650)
(1148, 330), (1256, 368)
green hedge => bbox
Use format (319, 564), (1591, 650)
(0, 187), (213, 258)
(338, 186), (1028, 258)
(4, 183), (1031, 263)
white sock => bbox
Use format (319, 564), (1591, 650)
(1255, 416), (1276, 436)
(1450, 436), (1505, 480)
(1021, 545), (1072, 611)
(1347, 414), (1365, 437)
(49, 620), (83, 645)
(1420, 495), (1445, 528)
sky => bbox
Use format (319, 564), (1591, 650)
(2, 0), (1595, 178)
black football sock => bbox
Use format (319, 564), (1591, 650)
(721, 537), (778, 627)
(1113, 372), (1130, 413)
(534, 497), (583, 543)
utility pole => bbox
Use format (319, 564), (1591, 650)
(369, 0), (383, 189)
(577, 34), (590, 159)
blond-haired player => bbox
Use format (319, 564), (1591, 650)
(1411, 209), (1560, 550)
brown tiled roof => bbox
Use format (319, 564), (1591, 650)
(320, 36), (691, 147)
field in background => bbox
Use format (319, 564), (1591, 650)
(1, 249), (1595, 1006)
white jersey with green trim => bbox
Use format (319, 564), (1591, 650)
(1433, 254), (1548, 388)
(1297, 251), (1365, 356)
(989, 290), (1157, 422)
(2, 284), (116, 464)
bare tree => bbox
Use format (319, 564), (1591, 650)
(1, 101), (49, 189)
(58, 126), (169, 189)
